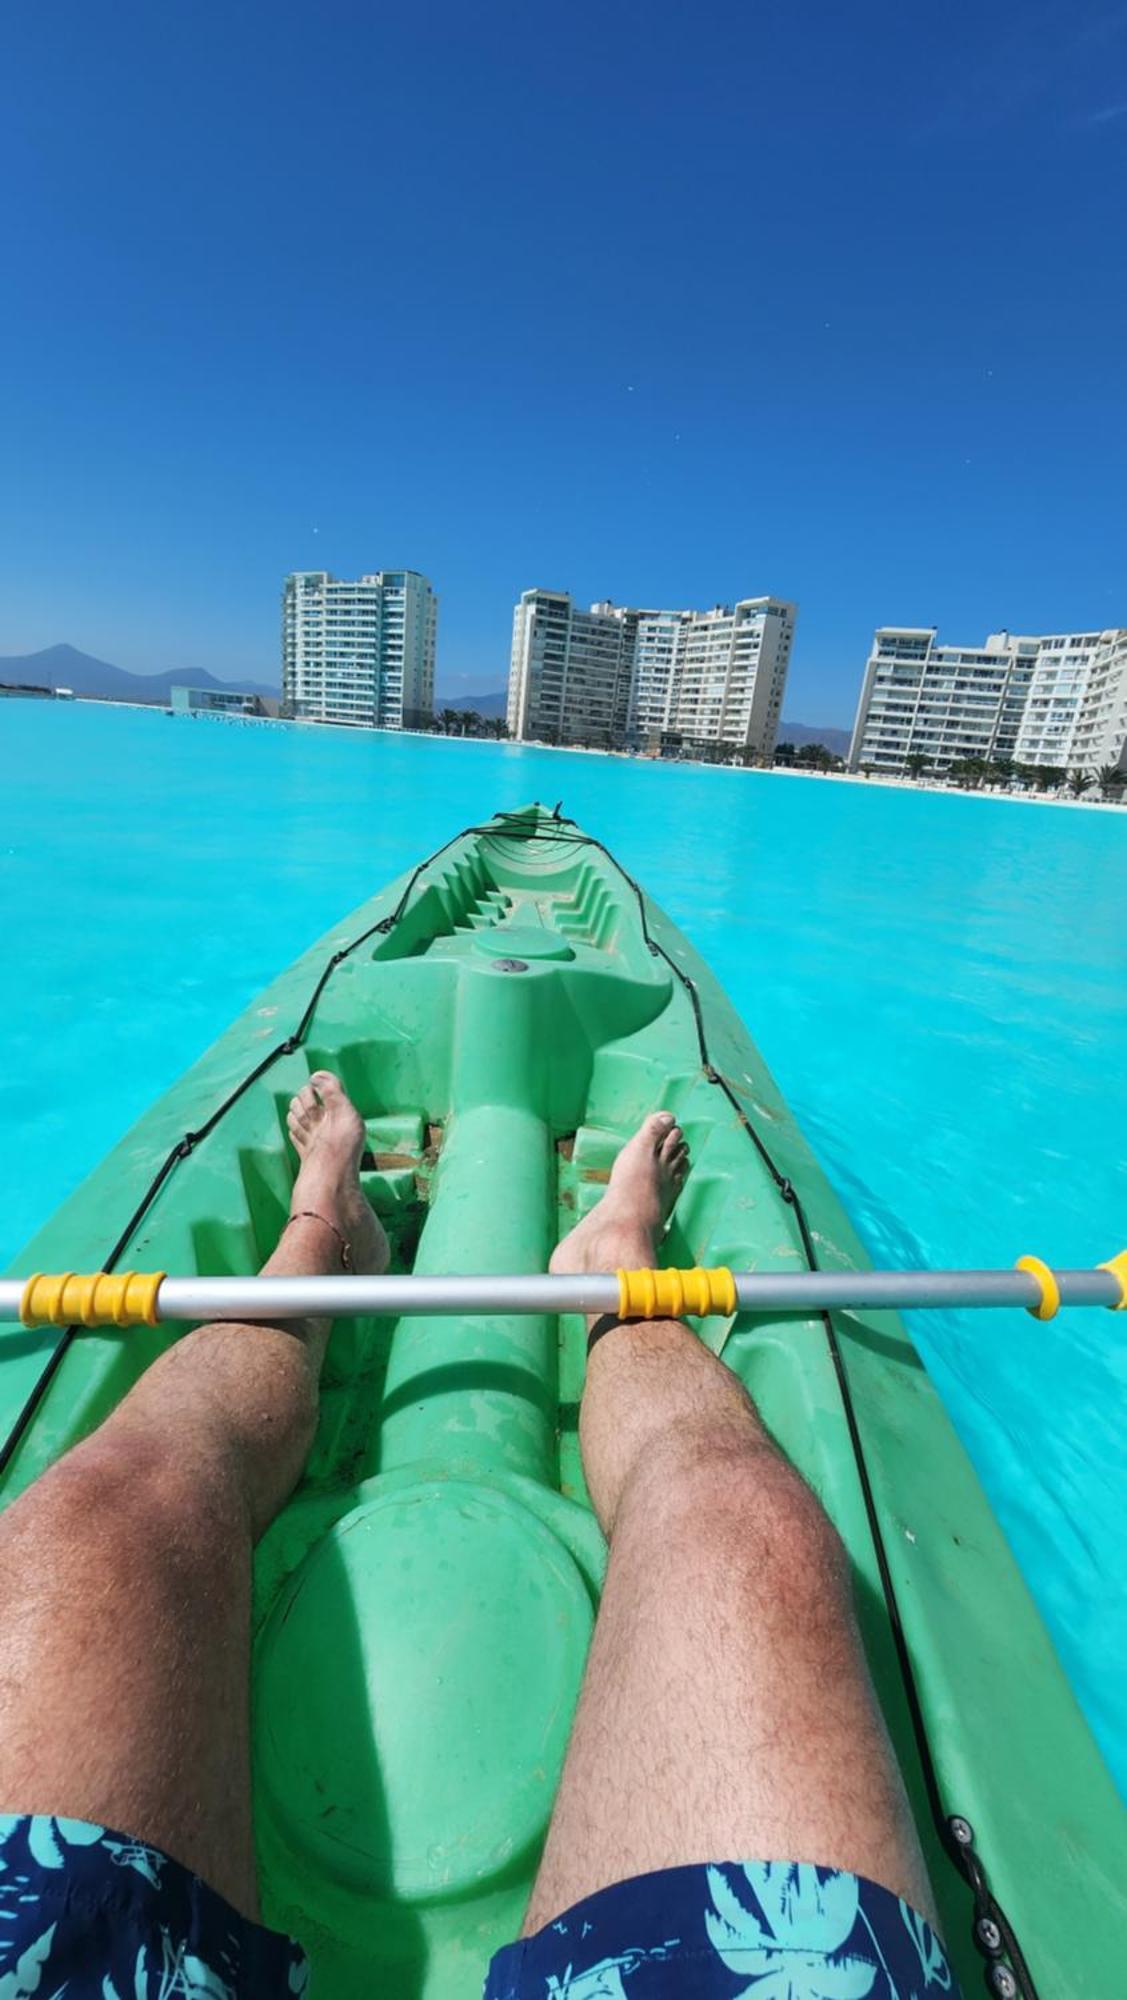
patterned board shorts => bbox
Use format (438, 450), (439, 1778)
(0, 1814), (959, 1998)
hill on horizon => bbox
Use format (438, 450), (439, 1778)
(778, 721), (851, 755)
(437, 688), (508, 718)
(0, 643), (278, 704)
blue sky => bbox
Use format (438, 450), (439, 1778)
(2, 0), (1125, 722)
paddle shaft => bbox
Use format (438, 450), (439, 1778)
(1, 1266), (1121, 1323)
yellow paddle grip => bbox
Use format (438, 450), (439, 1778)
(20, 1271), (165, 1329)
(1098, 1249), (1127, 1309)
(1014, 1255), (1060, 1321)
(616, 1265), (737, 1320)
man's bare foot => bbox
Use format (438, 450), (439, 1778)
(286, 1071), (389, 1276)
(551, 1112), (688, 1277)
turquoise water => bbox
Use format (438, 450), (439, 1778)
(3, 698), (1126, 1789)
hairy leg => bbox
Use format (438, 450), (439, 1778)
(524, 1113), (934, 1933)
(0, 1073), (386, 1919)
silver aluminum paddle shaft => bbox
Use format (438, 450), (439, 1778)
(0, 1266), (1122, 1323)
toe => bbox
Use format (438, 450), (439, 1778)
(659, 1122), (684, 1161)
(310, 1070), (344, 1099)
(646, 1111), (676, 1146)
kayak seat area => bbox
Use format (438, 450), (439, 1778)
(241, 845), (826, 1989)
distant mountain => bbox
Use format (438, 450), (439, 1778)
(0, 644), (278, 703)
(438, 688), (508, 718)
(2, 652), (851, 751)
(778, 721), (851, 756)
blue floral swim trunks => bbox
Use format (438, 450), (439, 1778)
(486, 1861), (958, 1997)
(0, 1815), (959, 1998)
(0, 1815), (305, 1998)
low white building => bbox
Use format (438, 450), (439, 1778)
(508, 590), (795, 756)
(282, 570), (437, 729)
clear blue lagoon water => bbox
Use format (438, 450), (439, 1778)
(3, 698), (1125, 1789)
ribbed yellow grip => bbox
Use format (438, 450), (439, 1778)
(616, 1266), (737, 1320)
(1098, 1249), (1127, 1309)
(19, 1271), (166, 1329)
(1015, 1255), (1060, 1322)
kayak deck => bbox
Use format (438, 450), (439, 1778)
(2, 806), (1123, 1997)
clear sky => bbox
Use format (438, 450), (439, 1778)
(2, 0), (1125, 721)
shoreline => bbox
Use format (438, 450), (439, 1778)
(11, 694), (1124, 811)
(764, 765), (1121, 811)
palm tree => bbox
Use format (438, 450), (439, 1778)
(1033, 764), (1066, 793)
(990, 756), (1015, 788)
(904, 752), (929, 780)
(1067, 769), (1090, 798)
(796, 742), (838, 772)
(1098, 764), (1126, 802)
(948, 757), (987, 788)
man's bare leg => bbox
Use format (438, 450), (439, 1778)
(0, 1072), (386, 1920)
(524, 1111), (935, 1933)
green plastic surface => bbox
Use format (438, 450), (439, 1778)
(257, 1480), (593, 1903)
(2, 804), (1124, 1997)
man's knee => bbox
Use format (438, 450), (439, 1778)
(25, 1432), (246, 1581)
(629, 1430), (851, 1613)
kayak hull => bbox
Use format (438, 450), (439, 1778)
(2, 805), (1123, 1996)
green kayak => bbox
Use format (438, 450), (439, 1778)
(2, 804), (1122, 1996)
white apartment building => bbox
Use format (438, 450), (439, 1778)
(507, 592), (635, 747)
(629, 610), (684, 736)
(849, 625), (1127, 775)
(1012, 630), (1124, 770)
(282, 570), (437, 729)
(662, 600), (794, 750)
(508, 590), (795, 756)
(1070, 630), (1127, 774)
(849, 629), (1035, 773)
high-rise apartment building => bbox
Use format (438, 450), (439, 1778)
(1012, 631), (1121, 770)
(508, 590), (795, 756)
(660, 601), (794, 750)
(849, 625), (1127, 775)
(848, 629), (1033, 773)
(629, 610), (684, 737)
(507, 592), (635, 748)
(282, 570), (436, 729)
(1069, 630), (1127, 775)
